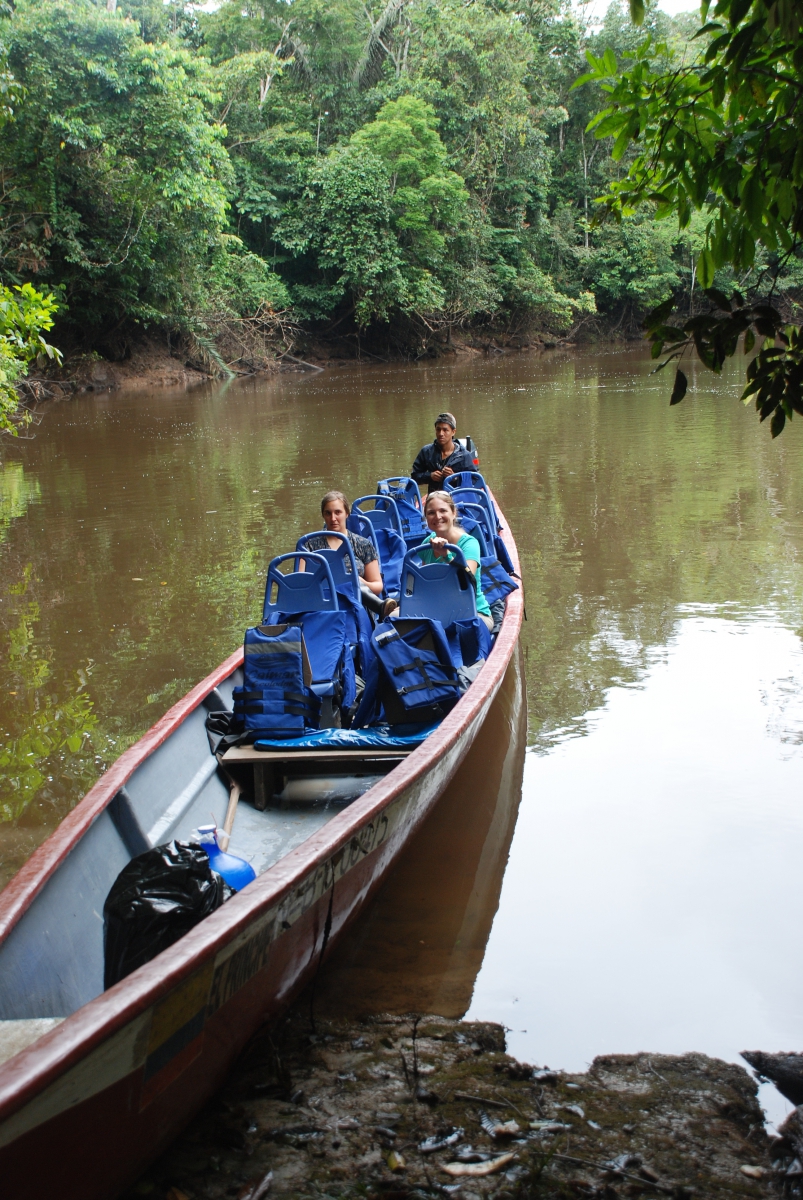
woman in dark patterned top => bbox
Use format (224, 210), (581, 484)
(305, 491), (398, 620)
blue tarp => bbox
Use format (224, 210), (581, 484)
(253, 722), (441, 751)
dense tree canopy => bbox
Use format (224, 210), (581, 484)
(582, 0), (803, 435)
(0, 0), (797, 390)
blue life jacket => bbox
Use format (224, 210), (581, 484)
(377, 479), (427, 543)
(233, 615), (356, 737)
(494, 532), (516, 578)
(445, 617), (493, 671)
(372, 617), (460, 725)
(457, 514), (518, 607)
(376, 476), (422, 509)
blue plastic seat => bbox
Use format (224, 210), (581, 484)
(444, 470), (488, 494)
(449, 487), (498, 535)
(446, 474), (501, 530)
(346, 511), (405, 597)
(295, 531), (361, 605)
(263, 552), (339, 621)
(456, 512), (491, 556)
(376, 477), (426, 542)
(404, 530), (432, 554)
(352, 494), (404, 536)
(377, 476), (423, 510)
(456, 501), (494, 548)
(345, 511), (379, 552)
(398, 545), (478, 625)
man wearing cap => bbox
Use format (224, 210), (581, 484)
(411, 412), (474, 494)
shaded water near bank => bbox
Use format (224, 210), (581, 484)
(2, 345), (803, 1123)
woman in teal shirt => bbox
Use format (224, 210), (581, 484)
(418, 490), (494, 631)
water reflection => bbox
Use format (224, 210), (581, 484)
(468, 610), (803, 1122)
(4, 351), (801, 774)
(0, 564), (97, 885)
(0, 463), (40, 543)
(312, 650), (526, 1017)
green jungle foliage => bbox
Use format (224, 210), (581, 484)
(0, 0), (798, 372)
(581, 0), (803, 435)
(0, 15), (59, 433)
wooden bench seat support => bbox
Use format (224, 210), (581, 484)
(220, 747), (411, 810)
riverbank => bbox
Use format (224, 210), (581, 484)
(122, 1012), (779, 1200)
(24, 327), (585, 401)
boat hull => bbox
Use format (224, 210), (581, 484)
(0, 499), (523, 1200)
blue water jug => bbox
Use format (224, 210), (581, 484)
(195, 825), (256, 892)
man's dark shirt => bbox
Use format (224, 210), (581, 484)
(411, 440), (474, 493)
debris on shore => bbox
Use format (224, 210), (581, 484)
(124, 1014), (782, 1200)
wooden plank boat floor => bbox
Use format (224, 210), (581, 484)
(222, 747), (411, 762)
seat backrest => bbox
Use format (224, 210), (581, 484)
(352, 494), (403, 536)
(456, 501), (493, 549)
(377, 476), (422, 510)
(263, 553), (339, 621)
(346, 511), (379, 553)
(295, 531), (361, 605)
(455, 512), (491, 556)
(398, 545), (478, 625)
(446, 474), (501, 529)
(373, 526), (406, 595)
(444, 470), (487, 494)
(449, 487), (496, 533)
(400, 508), (428, 545)
(404, 531), (432, 554)
(376, 479), (426, 540)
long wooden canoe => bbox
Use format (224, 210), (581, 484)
(0, 497), (523, 1200)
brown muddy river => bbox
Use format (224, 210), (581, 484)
(2, 345), (803, 1124)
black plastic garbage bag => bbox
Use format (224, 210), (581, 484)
(103, 840), (228, 989)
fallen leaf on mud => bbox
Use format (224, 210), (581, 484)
(740, 1165), (765, 1179)
(386, 1150), (406, 1172)
(440, 1153), (516, 1177)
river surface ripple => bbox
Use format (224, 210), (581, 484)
(1, 345), (802, 1123)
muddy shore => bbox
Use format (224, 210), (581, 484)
(26, 330), (582, 400)
(122, 1011), (782, 1200)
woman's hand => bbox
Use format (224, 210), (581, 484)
(429, 536), (449, 558)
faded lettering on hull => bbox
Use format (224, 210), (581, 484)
(209, 807), (397, 1016)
